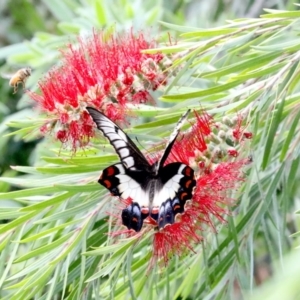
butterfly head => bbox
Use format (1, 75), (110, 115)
(151, 160), (160, 176)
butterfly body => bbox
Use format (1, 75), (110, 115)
(87, 107), (196, 231)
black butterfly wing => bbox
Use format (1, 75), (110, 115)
(150, 110), (195, 229)
(87, 107), (151, 231)
(98, 163), (149, 231)
(155, 109), (191, 173)
(151, 162), (196, 229)
(86, 107), (150, 171)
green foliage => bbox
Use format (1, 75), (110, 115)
(1, 1), (300, 299)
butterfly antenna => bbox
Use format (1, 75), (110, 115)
(135, 137), (156, 162)
(135, 137), (148, 154)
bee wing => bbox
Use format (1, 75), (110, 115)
(1, 73), (14, 79)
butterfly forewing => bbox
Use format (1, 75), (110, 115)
(156, 109), (191, 173)
(86, 107), (150, 170)
(122, 203), (144, 231)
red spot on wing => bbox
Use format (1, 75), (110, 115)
(185, 180), (193, 188)
(141, 207), (150, 214)
(184, 167), (192, 177)
(106, 166), (115, 176)
(151, 207), (159, 214)
(180, 192), (188, 200)
(173, 204), (181, 211)
(103, 180), (112, 188)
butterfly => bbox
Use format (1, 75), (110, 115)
(87, 107), (196, 232)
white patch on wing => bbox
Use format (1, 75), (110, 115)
(178, 164), (186, 174)
(113, 140), (127, 149)
(130, 188), (137, 200)
(107, 133), (120, 141)
(115, 164), (125, 173)
(122, 157), (134, 169)
(152, 187), (172, 207)
(164, 174), (182, 189)
(120, 188), (131, 199)
(101, 127), (115, 134)
(116, 173), (149, 207)
(117, 129), (128, 141)
(152, 173), (184, 207)
(116, 174), (149, 207)
(119, 148), (130, 157)
(116, 174), (131, 182)
(137, 189), (150, 207)
(99, 121), (112, 127)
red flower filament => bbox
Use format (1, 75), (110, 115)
(111, 110), (251, 265)
(30, 31), (170, 150)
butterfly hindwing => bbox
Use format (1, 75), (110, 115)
(122, 203), (149, 232)
(99, 164), (124, 196)
(156, 200), (175, 228)
(99, 163), (148, 200)
(154, 163), (196, 228)
(99, 163), (150, 229)
(121, 203), (143, 231)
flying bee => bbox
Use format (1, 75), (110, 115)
(8, 67), (32, 94)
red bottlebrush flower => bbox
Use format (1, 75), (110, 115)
(243, 132), (253, 139)
(29, 31), (172, 151)
(151, 159), (247, 266)
(228, 148), (239, 157)
(105, 109), (251, 266)
(232, 114), (252, 141)
(56, 130), (67, 143)
(149, 111), (252, 265)
(166, 110), (213, 167)
(165, 111), (252, 172)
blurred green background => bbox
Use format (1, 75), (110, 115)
(1, 0), (300, 299)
